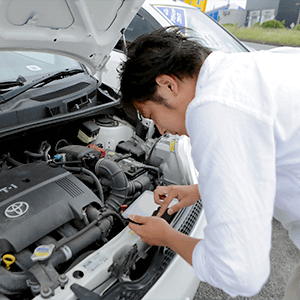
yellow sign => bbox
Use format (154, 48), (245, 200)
(181, 0), (207, 12)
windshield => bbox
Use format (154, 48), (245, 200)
(153, 5), (247, 53)
(0, 52), (81, 83)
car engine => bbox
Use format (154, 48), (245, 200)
(0, 105), (193, 300)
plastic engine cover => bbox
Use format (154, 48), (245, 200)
(0, 162), (102, 256)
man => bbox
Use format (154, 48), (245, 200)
(119, 26), (300, 298)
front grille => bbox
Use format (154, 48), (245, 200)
(178, 198), (203, 235)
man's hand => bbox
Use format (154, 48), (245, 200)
(128, 214), (171, 246)
(128, 214), (201, 266)
(154, 184), (200, 217)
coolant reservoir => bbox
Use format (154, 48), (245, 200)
(94, 117), (134, 151)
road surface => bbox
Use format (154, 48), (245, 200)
(193, 218), (300, 300)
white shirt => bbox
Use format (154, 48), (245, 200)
(186, 48), (300, 297)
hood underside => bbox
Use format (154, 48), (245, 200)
(0, 0), (144, 77)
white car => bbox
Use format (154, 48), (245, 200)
(102, 0), (250, 92)
(0, 1), (208, 300)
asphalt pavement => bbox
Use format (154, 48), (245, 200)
(193, 41), (300, 300)
(193, 218), (300, 300)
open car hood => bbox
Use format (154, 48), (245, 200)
(0, 0), (144, 78)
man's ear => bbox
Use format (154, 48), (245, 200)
(155, 74), (179, 95)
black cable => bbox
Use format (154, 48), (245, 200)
(145, 135), (163, 164)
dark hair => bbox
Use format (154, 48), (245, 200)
(119, 26), (211, 106)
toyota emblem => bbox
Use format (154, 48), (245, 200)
(5, 202), (29, 218)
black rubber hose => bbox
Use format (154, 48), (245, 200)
(24, 144), (51, 161)
(4, 154), (23, 166)
(98, 210), (126, 228)
(55, 208), (126, 251)
(55, 219), (98, 250)
(86, 206), (126, 228)
(0, 267), (28, 295)
(24, 150), (44, 158)
(50, 225), (103, 267)
(131, 176), (151, 194)
(43, 144), (51, 161)
(95, 158), (128, 212)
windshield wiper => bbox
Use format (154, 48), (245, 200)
(0, 75), (26, 90)
(0, 69), (84, 104)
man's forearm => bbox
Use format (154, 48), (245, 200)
(165, 227), (201, 266)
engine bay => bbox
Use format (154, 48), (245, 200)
(0, 102), (193, 300)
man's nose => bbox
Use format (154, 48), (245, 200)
(156, 124), (167, 135)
